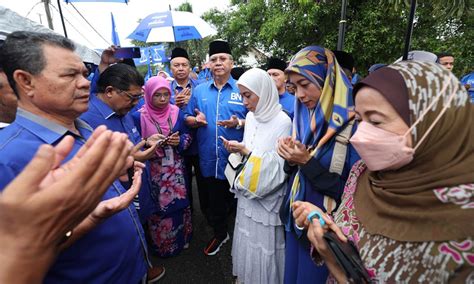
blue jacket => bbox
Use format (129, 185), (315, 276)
(0, 109), (147, 283)
(185, 77), (248, 179)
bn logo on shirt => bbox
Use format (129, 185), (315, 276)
(231, 92), (242, 101)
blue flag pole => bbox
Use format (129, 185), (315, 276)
(145, 48), (153, 82)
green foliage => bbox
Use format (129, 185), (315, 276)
(204, 0), (473, 77)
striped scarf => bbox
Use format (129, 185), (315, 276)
(284, 46), (354, 231)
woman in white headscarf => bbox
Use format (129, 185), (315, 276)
(222, 68), (292, 284)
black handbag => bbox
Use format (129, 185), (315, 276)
(323, 231), (371, 283)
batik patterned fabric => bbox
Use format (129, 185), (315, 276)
(144, 115), (193, 258)
(325, 160), (474, 283)
(354, 61), (474, 242)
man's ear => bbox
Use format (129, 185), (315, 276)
(13, 70), (35, 98)
(105, 86), (115, 98)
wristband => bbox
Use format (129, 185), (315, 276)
(307, 211), (325, 226)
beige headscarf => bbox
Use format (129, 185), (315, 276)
(354, 61), (474, 242)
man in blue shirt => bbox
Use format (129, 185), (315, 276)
(0, 31), (147, 283)
(185, 40), (248, 256)
(461, 72), (474, 103)
(267, 57), (295, 119)
(169, 47), (206, 217)
(80, 63), (158, 219)
(80, 63), (166, 282)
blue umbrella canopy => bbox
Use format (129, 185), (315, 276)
(127, 10), (216, 43)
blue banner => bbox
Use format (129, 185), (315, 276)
(133, 45), (168, 66)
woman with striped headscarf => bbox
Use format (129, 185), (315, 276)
(294, 61), (474, 282)
(277, 46), (360, 282)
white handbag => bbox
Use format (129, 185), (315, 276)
(224, 153), (248, 187)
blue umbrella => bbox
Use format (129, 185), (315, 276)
(127, 10), (216, 43)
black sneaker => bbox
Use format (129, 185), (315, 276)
(203, 233), (230, 256)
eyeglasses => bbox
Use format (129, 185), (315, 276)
(153, 92), (170, 98)
(117, 89), (144, 102)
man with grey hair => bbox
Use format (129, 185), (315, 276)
(0, 31), (148, 283)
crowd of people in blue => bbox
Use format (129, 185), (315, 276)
(0, 30), (472, 283)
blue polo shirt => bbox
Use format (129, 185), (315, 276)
(279, 91), (295, 119)
(0, 109), (147, 283)
(80, 94), (155, 221)
(185, 77), (248, 179)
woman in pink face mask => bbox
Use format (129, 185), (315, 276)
(293, 61), (474, 283)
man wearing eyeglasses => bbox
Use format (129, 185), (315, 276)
(81, 63), (156, 162)
(80, 63), (165, 281)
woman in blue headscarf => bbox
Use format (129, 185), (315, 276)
(277, 46), (360, 283)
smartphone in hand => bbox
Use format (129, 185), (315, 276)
(219, 136), (228, 142)
(114, 47), (141, 58)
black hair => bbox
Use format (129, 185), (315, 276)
(437, 52), (453, 59)
(97, 63), (144, 93)
(0, 31), (75, 96)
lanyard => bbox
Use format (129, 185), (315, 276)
(150, 115), (173, 135)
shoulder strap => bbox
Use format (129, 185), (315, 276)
(329, 119), (354, 175)
(324, 119), (355, 214)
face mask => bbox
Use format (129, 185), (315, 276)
(350, 79), (458, 172)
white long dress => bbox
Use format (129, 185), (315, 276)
(231, 111), (292, 284)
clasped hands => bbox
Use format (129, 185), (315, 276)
(0, 126), (143, 257)
(277, 136), (312, 166)
(175, 88), (191, 108)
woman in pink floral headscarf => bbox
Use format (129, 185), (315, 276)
(132, 76), (192, 257)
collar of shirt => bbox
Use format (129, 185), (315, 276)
(172, 78), (197, 90)
(0, 122), (10, 129)
(210, 76), (236, 91)
(90, 94), (117, 120)
(16, 108), (91, 144)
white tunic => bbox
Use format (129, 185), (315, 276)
(231, 111), (292, 284)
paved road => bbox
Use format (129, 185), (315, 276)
(148, 179), (235, 284)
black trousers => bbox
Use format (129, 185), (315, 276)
(202, 177), (234, 238)
(184, 155), (207, 216)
